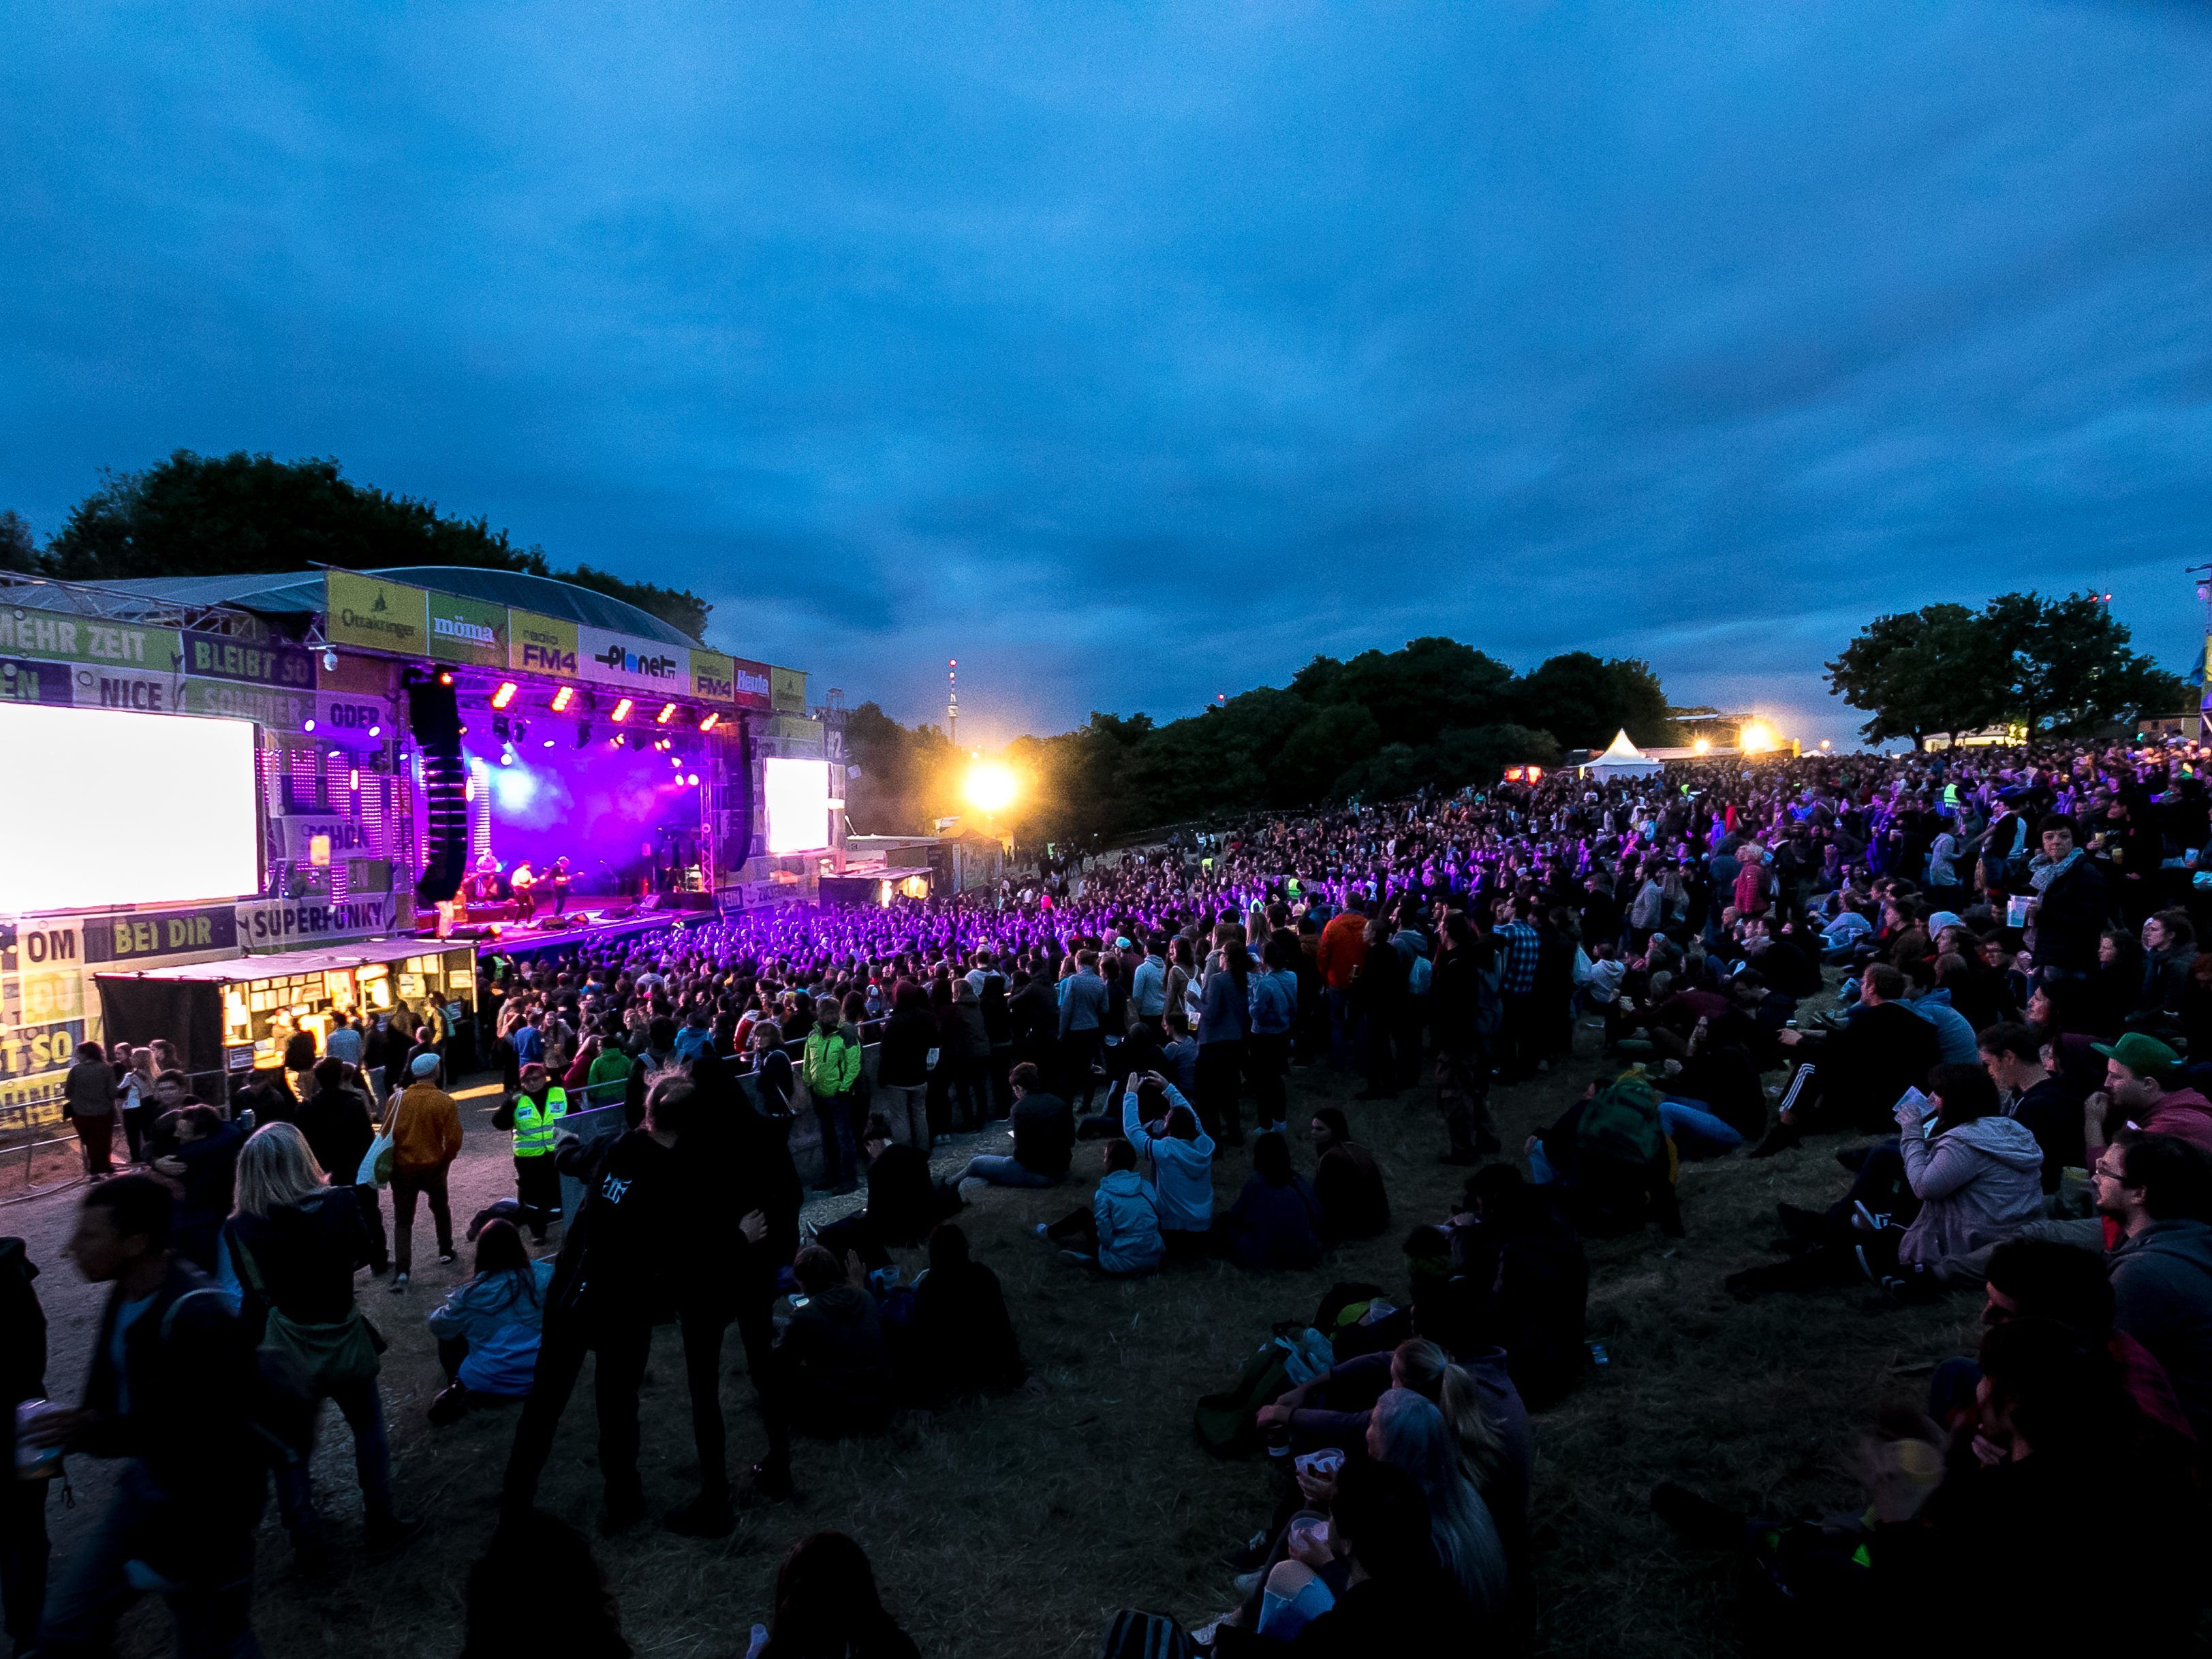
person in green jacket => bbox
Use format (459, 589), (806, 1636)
(804, 1002), (864, 1195)
(580, 1036), (632, 1108)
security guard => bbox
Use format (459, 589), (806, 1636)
(492, 1061), (567, 1241)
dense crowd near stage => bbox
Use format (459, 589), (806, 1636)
(12, 737), (2212, 1657)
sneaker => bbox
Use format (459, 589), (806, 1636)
(1033, 1223), (1051, 1240)
(364, 1515), (426, 1562)
(663, 1491), (736, 1538)
(427, 1383), (469, 1427)
(388, 1271), (410, 1294)
(437, 1250), (457, 1265)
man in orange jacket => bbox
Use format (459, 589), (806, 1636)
(1316, 893), (1371, 1070)
(386, 1051), (463, 1292)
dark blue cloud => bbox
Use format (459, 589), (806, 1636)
(5, 1), (2211, 748)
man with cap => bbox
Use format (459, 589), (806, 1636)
(386, 1052), (463, 1292)
(2084, 1032), (2212, 1170)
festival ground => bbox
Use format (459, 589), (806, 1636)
(9, 1001), (1970, 1659)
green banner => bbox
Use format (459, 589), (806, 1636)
(425, 590), (509, 668)
(0, 604), (181, 675)
(770, 665), (808, 713)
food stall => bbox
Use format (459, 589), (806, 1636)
(95, 940), (478, 1094)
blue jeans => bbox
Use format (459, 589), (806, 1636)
(957, 1155), (1059, 1188)
(815, 1092), (858, 1186)
(1325, 988), (1362, 1070)
(1658, 1100), (1745, 1158)
(1527, 1142), (1559, 1185)
(274, 1375), (396, 1536)
(37, 1460), (261, 1658)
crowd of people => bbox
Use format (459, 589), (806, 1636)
(11, 732), (2212, 1653)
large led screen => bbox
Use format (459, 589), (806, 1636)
(0, 704), (260, 912)
(762, 756), (832, 855)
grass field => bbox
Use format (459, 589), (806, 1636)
(196, 1029), (1977, 1659)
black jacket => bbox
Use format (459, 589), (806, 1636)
(294, 1086), (375, 1188)
(547, 1130), (684, 1322)
(862, 1144), (954, 1247)
(875, 1008), (936, 1089)
(223, 1186), (371, 1334)
(781, 1283), (893, 1433)
(2008, 1074), (2083, 1193)
(912, 1260), (1025, 1403)
(1011, 1091), (1074, 1179)
(2031, 855), (2113, 976)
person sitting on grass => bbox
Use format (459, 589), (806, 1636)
(426, 1218), (555, 1425)
(1218, 1131), (1325, 1271)
(1309, 1108), (1389, 1245)
(909, 1223), (1026, 1404)
(1207, 1461), (1478, 1655)
(1437, 1166), (1589, 1411)
(778, 1245), (895, 1440)
(954, 1061), (1072, 1190)
(1121, 1070), (1215, 1260)
(1040, 1138), (1163, 1275)
(812, 1116), (961, 1269)
(1525, 1070), (1683, 1239)
(747, 1530), (919, 1659)
(1729, 1062), (2043, 1302)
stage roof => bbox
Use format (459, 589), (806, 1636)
(95, 565), (702, 649)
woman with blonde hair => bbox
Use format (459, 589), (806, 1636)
(215, 1121), (422, 1568)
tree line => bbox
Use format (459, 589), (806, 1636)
(1824, 591), (2190, 749)
(1, 452), (714, 642)
(846, 638), (1675, 844)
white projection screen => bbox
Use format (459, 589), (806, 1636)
(762, 756), (832, 854)
(0, 704), (261, 911)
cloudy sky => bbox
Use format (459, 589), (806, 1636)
(5, 1), (2211, 747)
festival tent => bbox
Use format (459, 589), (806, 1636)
(1576, 729), (1662, 779)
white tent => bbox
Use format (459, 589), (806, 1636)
(1576, 728), (1662, 778)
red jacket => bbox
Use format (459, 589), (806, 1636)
(1317, 913), (1369, 991)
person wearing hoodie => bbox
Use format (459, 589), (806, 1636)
(1040, 1138), (1164, 1275)
(1121, 1072), (1215, 1258)
(1246, 937), (1299, 1134)
(2084, 1032), (2212, 1170)
(1217, 1132), (1324, 1271)
(779, 1245), (894, 1438)
(1729, 1064), (2042, 1300)
(1903, 980), (1979, 1067)
(2095, 1129), (2212, 1442)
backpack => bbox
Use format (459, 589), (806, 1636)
(1098, 1609), (1200, 1659)
(1577, 1072), (1666, 1166)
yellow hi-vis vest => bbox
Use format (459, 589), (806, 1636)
(512, 1087), (568, 1158)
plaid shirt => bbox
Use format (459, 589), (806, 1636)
(1495, 920), (1540, 996)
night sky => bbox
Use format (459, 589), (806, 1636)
(6, 2), (2211, 748)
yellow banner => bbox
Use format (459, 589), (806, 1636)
(326, 572), (429, 655)
(770, 665), (807, 713)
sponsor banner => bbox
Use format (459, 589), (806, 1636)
(728, 657), (773, 710)
(235, 895), (396, 948)
(0, 1076), (67, 1118)
(7, 967), (84, 1026)
(576, 625), (686, 696)
(67, 661), (187, 715)
(770, 666), (807, 713)
(325, 572), (429, 655)
(179, 679), (315, 730)
(0, 656), (76, 707)
(508, 610), (580, 680)
(689, 649), (741, 706)
(83, 904), (241, 965)
(0, 924), (81, 973)
(0, 1019), (84, 1083)
(313, 694), (390, 749)
(277, 813), (379, 863)
(425, 591), (510, 668)
(182, 630), (316, 689)
(0, 605), (181, 674)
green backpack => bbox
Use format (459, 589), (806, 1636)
(1577, 1071), (1665, 1166)
(1192, 1342), (1292, 1458)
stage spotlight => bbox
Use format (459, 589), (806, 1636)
(542, 737), (555, 748)
(491, 715), (510, 741)
(685, 773), (699, 786)
(656, 702), (676, 724)
(368, 724), (381, 737)
(550, 685), (575, 712)
(491, 681), (518, 710)
(611, 698), (633, 722)
(499, 749), (515, 766)
(302, 718), (317, 732)
(439, 671), (454, 687)
(576, 723), (592, 749)
(348, 768), (360, 791)
(323, 649), (339, 670)
(669, 755), (682, 769)
(700, 711), (720, 732)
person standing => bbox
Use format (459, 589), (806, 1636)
(803, 1002), (864, 1196)
(386, 1053), (462, 1292)
(1057, 950), (1110, 1114)
(549, 856), (573, 918)
(62, 1044), (116, 1180)
(0, 1236), (49, 1652)
(873, 984), (935, 1150)
(493, 1063), (569, 1242)
(1196, 938), (1253, 1146)
(1490, 896), (1542, 1083)
(1431, 912), (1504, 1164)
(1246, 937), (1298, 1134)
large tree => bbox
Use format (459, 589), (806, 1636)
(1982, 591), (2170, 741)
(1824, 602), (2008, 748)
(35, 450), (714, 640)
(1510, 651), (1675, 749)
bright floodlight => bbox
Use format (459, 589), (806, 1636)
(963, 761), (1018, 813)
(0, 705), (259, 910)
(1739, 720), (1777, 755)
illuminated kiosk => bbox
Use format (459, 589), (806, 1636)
(0, 565), (822, 1186)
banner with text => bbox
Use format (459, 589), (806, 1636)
(325, 572), (430, 656)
